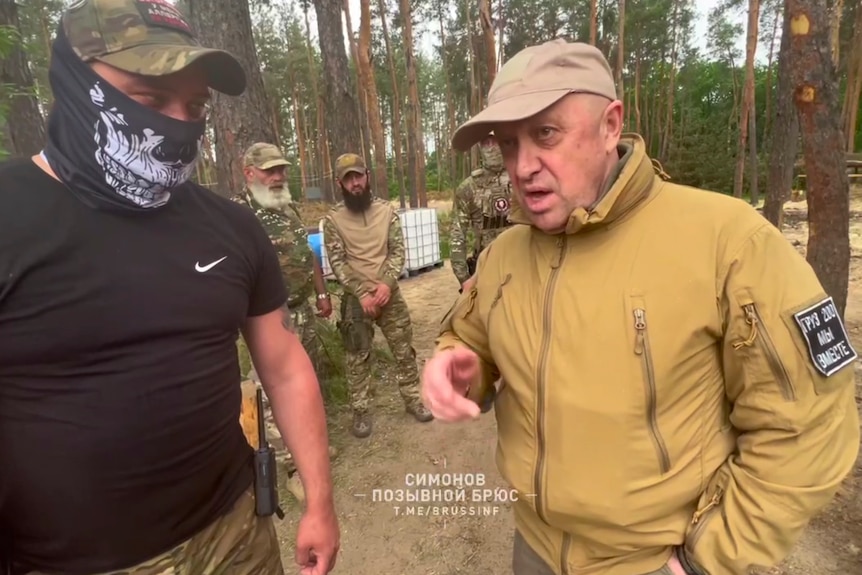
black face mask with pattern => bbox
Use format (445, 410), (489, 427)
(42, 24), (205, 212)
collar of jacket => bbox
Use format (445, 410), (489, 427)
(507, 132), (661, 235)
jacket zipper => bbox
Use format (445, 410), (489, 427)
(687, 485), (725, 552)
(633, 308), (671, 474)
(733, 303), (796, 401)
(532, 237), (566, 570)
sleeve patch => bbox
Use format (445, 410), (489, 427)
(792, 296), (858, 377)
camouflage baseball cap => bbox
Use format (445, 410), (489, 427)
(62, 0), (246, 96)
(243, 142), (290, 170)
(451, 39), (617, 150)
(335, 153), (367, 180)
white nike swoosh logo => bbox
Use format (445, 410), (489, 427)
(195, 256), (227, 272)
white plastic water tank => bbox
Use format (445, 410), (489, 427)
(398, 207), (443, 272)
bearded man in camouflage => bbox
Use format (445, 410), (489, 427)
(239, 143), (337, 497)
(449, 135), (514, 291)
(240, 143), (332, 355)
(322, 153), (433, 438)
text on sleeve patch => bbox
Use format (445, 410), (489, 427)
(792, 296), (858, 377)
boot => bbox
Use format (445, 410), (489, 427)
(351, 410), (372, 438)
(406, 402), (434, 423)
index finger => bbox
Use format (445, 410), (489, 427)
(429, 375), (481, 420)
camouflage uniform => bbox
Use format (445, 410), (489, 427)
(24, 488), (283, 575)
(450, 142), (514, 285)
(239, 143), (324, 377)
(324, 153), (432, 437)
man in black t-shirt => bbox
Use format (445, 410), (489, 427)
(0, 1), (339, 574)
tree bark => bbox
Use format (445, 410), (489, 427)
(840, 3), (862, 152)
(376, 0), (406, 207)
(187, 0), (277, 199)
(787, 0), (851, 317)
(341, 0), (372, 165)
(0, 0), (46, 157)
(616, 0), (625, 100)
(312, 0), (363, 182)
(733, 0), (760, 200)
(438, 8), (458, 187)
(764, 4), (799, 230)
(398, 0), (427, 207)
(303, 3), (334, 201)
(357, 0), (389, 199)
(478, 0), (497, 86)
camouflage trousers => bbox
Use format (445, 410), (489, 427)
(247, 300), (320, 383)
(24, 488), (283, 575)
(337, 289), (422, 413)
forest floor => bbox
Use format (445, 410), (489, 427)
(275, 192), (862, 575)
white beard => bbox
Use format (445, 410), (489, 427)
(249, 182), (293, 210)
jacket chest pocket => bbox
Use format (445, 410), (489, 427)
(630, 296), (672, 475)
(731, 296), (796, 401)
(484, 273), (512, 335)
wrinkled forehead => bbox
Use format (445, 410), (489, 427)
(492, 94), (602, 140)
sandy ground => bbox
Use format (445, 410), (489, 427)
(275, 197), (862, 575)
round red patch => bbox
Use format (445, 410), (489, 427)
(494, 197), (510, 213)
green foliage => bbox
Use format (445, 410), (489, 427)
(0, 24), (20, 160)
(437, 210), (452, 259)
(235, 307), (395, 413)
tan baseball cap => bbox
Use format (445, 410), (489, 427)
(451, 39), (617, 151)
(62, 0), (246, 96)
(244, 143), (290, 170)
(335, 153), (368, 180)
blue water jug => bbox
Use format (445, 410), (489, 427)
(307, 231), (323, 261)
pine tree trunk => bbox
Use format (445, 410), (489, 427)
(788, 0), (851, 317)
(357, 0), (389, 199)
(312, 0), (363, 183)
(187, 0), (277, 199)
(377, 0), (407, 207)
(764, 4), (799, 229)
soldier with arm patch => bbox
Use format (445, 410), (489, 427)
(450, 137), (513, 292)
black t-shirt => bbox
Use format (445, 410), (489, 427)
(0, 158), (287, 574)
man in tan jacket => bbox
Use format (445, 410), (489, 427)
(421, 39), (860, 575)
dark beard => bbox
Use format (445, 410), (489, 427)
(343, 185), (373, 213)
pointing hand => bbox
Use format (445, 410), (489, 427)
(421, 348), (482, 422)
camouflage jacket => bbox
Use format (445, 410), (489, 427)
(240, 193), (315, 306)
(450, 167), (514, 283)
(322, 198), (405, 298)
